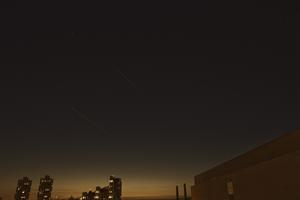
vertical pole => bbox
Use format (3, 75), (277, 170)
(183, 184), (187, 200)
(176, 185), (179, 200)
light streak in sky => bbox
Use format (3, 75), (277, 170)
(71, 106), (109, 134)
(53, 83), (109, 135)
(115, 68), (137, 89)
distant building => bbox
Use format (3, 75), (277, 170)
(81, 191), (95, 200)
(100, 187), (109, 200)
(80, 176), (121, 200)
(37, 175), (53, 200)
(108, 176), (121, 200)
(68, 196), (79, 200)
(15, 177), (32, 200)
(69, 196), (80, 200)
(94, 187), (101, 200)
(191, 129), (300, 200)
(81, 192), (88, 200)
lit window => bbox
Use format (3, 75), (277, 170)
(226, 181), (234, 195)
(226, 178), (235, 200)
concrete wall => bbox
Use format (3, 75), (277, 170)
(191, 150), (300, 200)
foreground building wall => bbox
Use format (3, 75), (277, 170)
(191, 130), (300, 200)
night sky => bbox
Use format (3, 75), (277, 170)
(0, 2), (299, 199)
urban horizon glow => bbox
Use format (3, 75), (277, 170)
(0, 176), (193, 200)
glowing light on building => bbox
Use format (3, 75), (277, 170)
(15, 177), (32, 200)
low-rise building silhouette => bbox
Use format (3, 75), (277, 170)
(69, 196), (80, 200)
(82, 191), (95, 200)
(80, 176), (121, 200)
(100, 186), (109, 200)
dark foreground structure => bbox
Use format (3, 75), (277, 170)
(191, 129), (300, 200)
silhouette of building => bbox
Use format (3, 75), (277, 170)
(15, 177), (32, 200)
(81, 187), (109, 200)
(37, 175), (53, 200)
(94, 187), (101, 200)
(81, 192), (88, 200)
(191, 129), (300, 200)
(69, 196), (79, 200)
(100, 187), (109, 200)
(80, 176), (121, 200)
(175, 184), (190, 200)
(81, 191), (95, 200)
(183, 184), (187, 200)
(108, 176), (121, 200)
(176, 185), (179, 200)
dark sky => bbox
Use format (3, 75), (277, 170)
(0, 1), (299, 199)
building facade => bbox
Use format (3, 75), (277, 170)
(94, 187), (101, 200)
(191, 129), (300, 200)
(15, 177), (32, 200)
(82, 191), (96, 200)
(100, 187), (109, 200)
(108, 176), (122, 200)
(37, 175), (53, 200)
(81, 176), (121, 200)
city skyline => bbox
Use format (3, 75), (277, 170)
(1, 174), (190, 199)
(4, 175), (168, 200)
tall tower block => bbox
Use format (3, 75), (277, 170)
(15, 177), (32, 200)
(37, 175), (53, 200)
